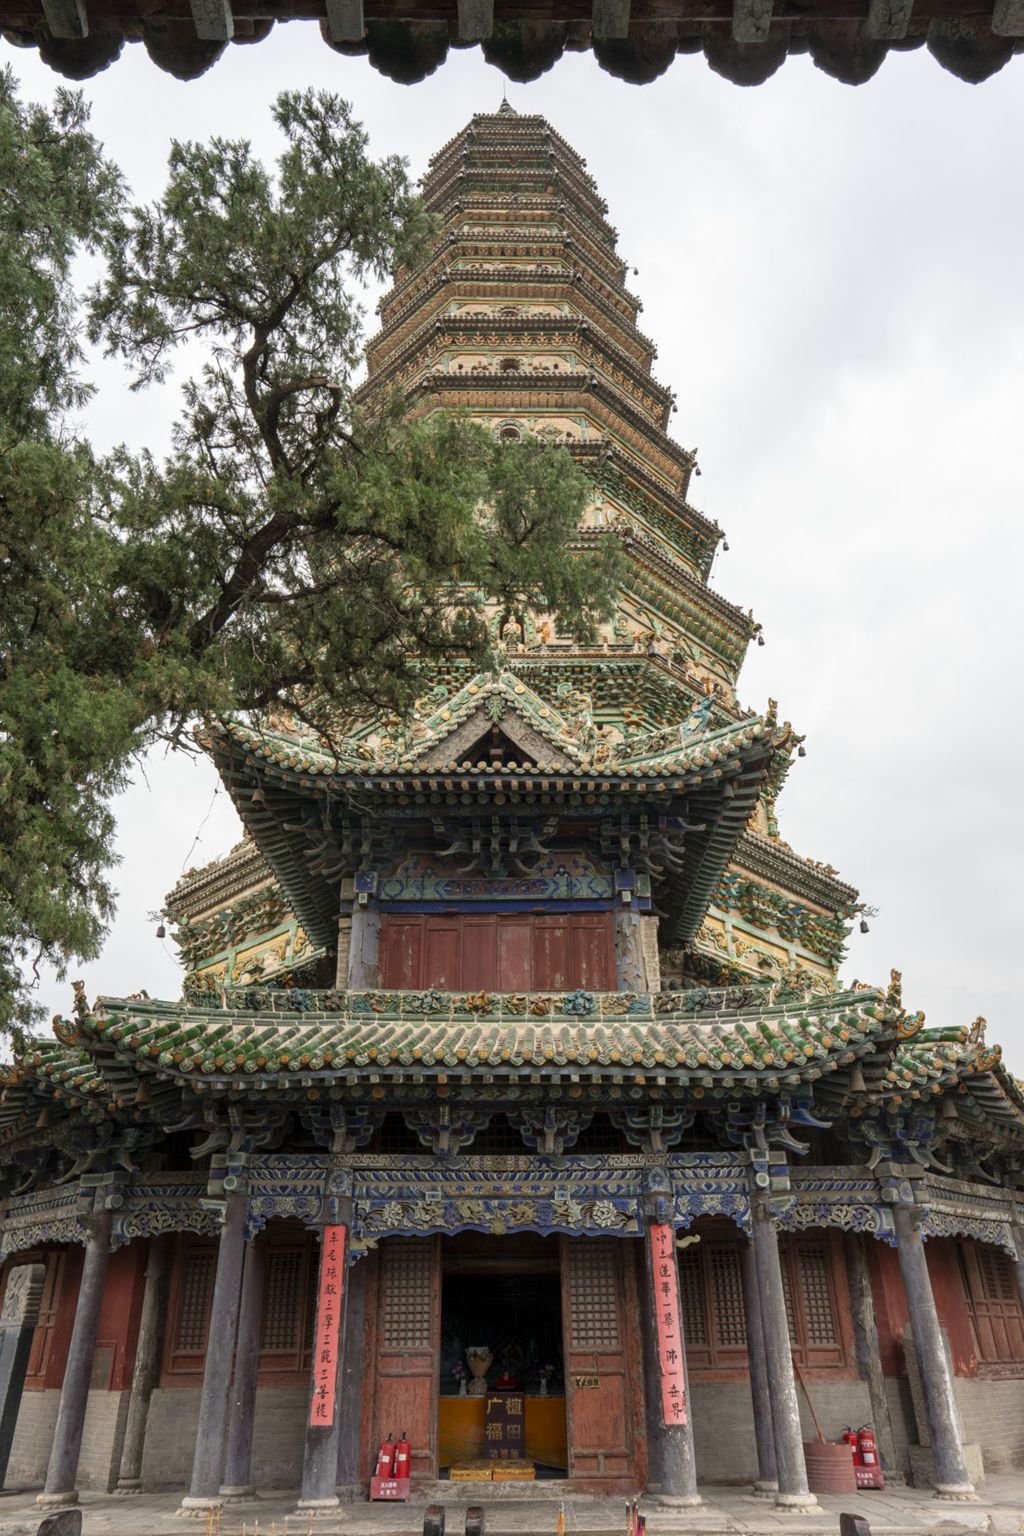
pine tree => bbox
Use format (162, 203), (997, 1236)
(0, 81), (620, 1037)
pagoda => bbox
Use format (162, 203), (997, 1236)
(0, 107), (1022, 1515)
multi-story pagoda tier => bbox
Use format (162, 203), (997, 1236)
(1, 107), (1022, 1516)
(165, 106), (857, 1002)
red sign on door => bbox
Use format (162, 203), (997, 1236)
(309, 1224), (347, 1428)
(648, 1222), (688, 1427)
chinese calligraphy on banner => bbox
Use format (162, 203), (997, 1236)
(309, 1223), (347, 1428)
(648, 1222), (687, 1427)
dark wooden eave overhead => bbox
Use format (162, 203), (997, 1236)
(4, 0), (1022, 84)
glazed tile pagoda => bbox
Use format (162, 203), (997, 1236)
(2, 106), (1023, 1514)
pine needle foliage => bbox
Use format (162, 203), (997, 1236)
(0, 81), (622, 1037)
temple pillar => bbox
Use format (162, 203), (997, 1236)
(0, 1263), (46, 1488)
(37, 1210), (113, 1508)
(893, 1204), (976, 1499)
(843, 1231), (899, 1477)
(739, 1238), (777, 1494)
(220, 1234), (266, 1500)
(642, 1224), (700, 1507)
(299, 1207), (352, 1509)
(336, 1254), (368, 1497)
(115, 1236), (169, 1494)
(347, 902), (380, 989)
(179, 1191), (248, 1516)
(613, 904), (645, 992)
(749, 1199), (818, 1511)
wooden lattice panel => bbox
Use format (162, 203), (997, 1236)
(568, 1240), (621, 1350)
(677, 1248), (708, 1346)
(380, 1239), (435, 1351)
(176, 1249), (215, 1352)
(261, 1248), (303, 1351)
(797, 1244), (837, 1346)
(709, 1245), (747, 1349)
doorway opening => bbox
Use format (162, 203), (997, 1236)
(438, 1233), (568, 1479)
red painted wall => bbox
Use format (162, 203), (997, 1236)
(868, 1236), (978, 1377)
(19, 1239), (147, 1391)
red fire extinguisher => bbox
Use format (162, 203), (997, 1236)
(375, 1431), (396, 1479)
(393, 1430), (411, 1480)
(841, 1427), (860, 1464)
(857, 1426), (879, 1468)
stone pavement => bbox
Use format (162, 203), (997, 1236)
(1, 1481), (1023, 1536)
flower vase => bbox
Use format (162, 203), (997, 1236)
(459, 1379), (467, 1397)
(540, 1380), (548, 1397)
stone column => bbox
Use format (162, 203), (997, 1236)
(38, 1209), (113, 1508)
(642, 1227), (700, 1507)
(220, 1234), (266, 1501)
(115, 1235), (169, 1494)
(336, 1254), (368, 1498)
(299, 1211), (352, 1510)
(739, 1238), (777, 1494)
(893, 1204), (976, 1499)
(347, 903), (380, 989)
(0, 1262), (46, 1488)
(179, 1191), (248, 1515)
(613, 904), (645, 992)
(843, 1231), (899, 1477)
(749, 1199), (817, 1511)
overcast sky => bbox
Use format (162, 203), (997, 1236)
(8, 35), (1023, 1061)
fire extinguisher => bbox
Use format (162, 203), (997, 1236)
(841, 1427), (860, 1465)
(393, 1430), (411, 1480)
(857, 1426), (879, 1468)
(375, 1431), (396, 1479)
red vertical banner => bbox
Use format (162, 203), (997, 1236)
(648, 1222), (688, 1427)
(309, 1223), (347, 1428)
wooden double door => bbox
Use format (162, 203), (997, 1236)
(379, 911), (616, 992)
(365, 1235), (645, 1491)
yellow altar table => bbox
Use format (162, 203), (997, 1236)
(438, 1395), (567, 1471)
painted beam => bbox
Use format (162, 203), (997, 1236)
(325, 0), (364, 40)
(457, 0), (493, 40)
(864, 0), (914, 39)
(190, 0), (233, 40)
(41, 0), (87, 36)
(592, 0), (630, 39)
(732, 0), (772, 43)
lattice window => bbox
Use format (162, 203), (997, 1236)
(380, 1240), (435, 1350)
(710, 1246), (747, 1349)
(569, 1242), (620, 1349)
(678, 1248), (708, 1347)
(798, 1245), (838, 1347)
(780, 1252), (798, 1347)
(261, 1248), (303, 1352)
(979, 1248), (1018, 1304)
(176, 1249), (214, 1352)
(779, 1235), (845, 1369)
(958, 1240), (1024, 1367)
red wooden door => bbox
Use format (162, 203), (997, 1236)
(372, 1237), (441, 1481)
(379, 912), (615, 992)
(497, 917), (533, 989)
(572, 914), (617, 990)
(379, 914), (424, 990)
(561, 1238), (638, 1488)
(460, 915), (499, 990)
